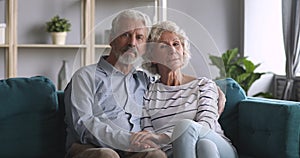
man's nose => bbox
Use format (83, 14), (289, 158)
(128, 36), (137, 47)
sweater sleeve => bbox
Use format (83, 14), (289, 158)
(195, 79), (219, 130)
(141, 95), (155, 132)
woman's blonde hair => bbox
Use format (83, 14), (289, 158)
(143, 21), (191, 74)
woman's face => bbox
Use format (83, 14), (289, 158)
(151, 31), (184, 71)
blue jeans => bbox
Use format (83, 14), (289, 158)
(171, 119), (238, 158)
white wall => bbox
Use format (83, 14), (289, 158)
(168, 0), (241, 53)
(167, 0), (241, 79)
(0, 0), (4, 23)
(169, 0), (286, 96)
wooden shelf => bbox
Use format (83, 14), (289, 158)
(17, 44), (86, 48)
(0, 44), (9, 48)
(95, 44), (110, 49)
(3, 0), (166, 78)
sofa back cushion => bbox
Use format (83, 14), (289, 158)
(238, 97), (300, 157)
(0, 76), (65, 158)
(216, 78), (247, 146)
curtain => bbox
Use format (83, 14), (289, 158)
(281, 0), (300, 100)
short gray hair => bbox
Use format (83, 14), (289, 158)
(143, 21), (191, 75)
(110, 9), (152, 40)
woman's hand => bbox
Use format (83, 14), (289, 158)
(129, 130), (169, 152)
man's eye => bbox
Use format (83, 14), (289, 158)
(136, 35), (144, 41)
(122, 33), (130, 37)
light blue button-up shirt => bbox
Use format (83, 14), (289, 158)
(64, 56), (149, 151)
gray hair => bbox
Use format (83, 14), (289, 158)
(110, 9), (152, 40)
(143, 21), (191, 75)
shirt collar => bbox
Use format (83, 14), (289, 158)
(97, 56), (138, 76)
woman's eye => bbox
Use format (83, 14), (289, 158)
(173, 42), (180, 47)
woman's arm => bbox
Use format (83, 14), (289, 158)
(194, 79), (219, 129)
(217, 86), (226, 114)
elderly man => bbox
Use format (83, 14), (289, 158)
(64, 9), (166, 158)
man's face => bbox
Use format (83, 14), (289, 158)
(110, 18), (148, 65)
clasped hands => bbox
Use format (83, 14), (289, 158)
(128, 130), (169, 152)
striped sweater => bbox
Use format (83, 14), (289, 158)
(141, 77), (227, 150)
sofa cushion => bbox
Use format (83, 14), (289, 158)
(238, 97), (300, 158)
(0, 76), (65, 158)
(215, 78), (247, 147)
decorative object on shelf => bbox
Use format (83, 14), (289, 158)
(57, 60), (68, 90)
(209, 48), (273, 98)
(46, 15), (71, 45)
(0, 23), (6, 44)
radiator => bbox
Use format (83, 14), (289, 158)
(273, 75), (300, 101)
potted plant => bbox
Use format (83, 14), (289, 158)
(46, 15), (71, 45)
(209, 48), (273, 98)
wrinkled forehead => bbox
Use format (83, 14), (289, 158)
(158, 31), (180, 42)
(114, 18), (148, 36)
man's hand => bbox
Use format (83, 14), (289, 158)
(217, 86), (226, 115)
(129, 130), (169, 152)
(129, 131), (160, 152)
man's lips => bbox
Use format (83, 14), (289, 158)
(123, 49), (137, 56)
(122, 47), (138, 55)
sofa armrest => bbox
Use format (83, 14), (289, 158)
(238, 97), (300, 158)
(57, 90), (65, 113)
(56, 90), (66, 154)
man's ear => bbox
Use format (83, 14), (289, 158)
(109, 34), (113, 46)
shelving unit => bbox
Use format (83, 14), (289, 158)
(0, 44), (8, 47)
(17, 44), (86, 48)
(2, 0), (167, 79)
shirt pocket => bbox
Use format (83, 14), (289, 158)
(94, 90), (123, 120)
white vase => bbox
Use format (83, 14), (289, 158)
(58, 60), (68, 90)
(51, 32), (67, 45)
(0, 23), (6, 44)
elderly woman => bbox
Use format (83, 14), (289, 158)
(131, 21), (238, 158)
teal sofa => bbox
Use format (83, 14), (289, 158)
(0, 76), (300, 158)
(0, 76), (66, 158)
(216, 79), (300, 158)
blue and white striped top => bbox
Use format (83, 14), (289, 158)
(141, 77), (227, 150)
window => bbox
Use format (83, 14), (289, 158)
(243, 0), (285, 75)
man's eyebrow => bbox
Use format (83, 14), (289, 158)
(136, 33), (145, 36)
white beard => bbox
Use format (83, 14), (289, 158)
(118, 53), (137, 65)
(116, 47), (140, 65)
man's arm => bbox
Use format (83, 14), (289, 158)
(64, 67), (131, 150)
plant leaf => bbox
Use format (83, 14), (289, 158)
(243, 59), (256, 72)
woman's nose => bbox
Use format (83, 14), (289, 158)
(168, 46), (177, 55)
